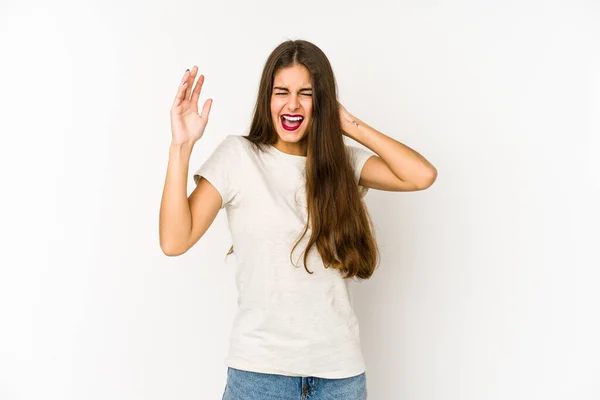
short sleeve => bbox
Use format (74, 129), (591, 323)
(193, 135), (240, 209)
(345, 144), (374, 198)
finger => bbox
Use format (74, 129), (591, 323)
(184, 66), (198, 102)
(190, 74), (205, 107)
(172, 69), (190, 109)
(200, 98), (213, 120)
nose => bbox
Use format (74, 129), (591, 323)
(287, 93), (300, 111)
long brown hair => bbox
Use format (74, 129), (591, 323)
(228, 39), (379, 280)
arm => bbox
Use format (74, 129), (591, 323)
(339, 104), (438, 191)
(159, 142), (221, 256)
(160, 66), (221, 256)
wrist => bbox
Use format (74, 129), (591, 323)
(342, 115), (361, 139)
(169, 141), (194, 159)
(170, 140), (195, 150)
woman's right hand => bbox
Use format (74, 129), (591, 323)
(170, 65), (213, 146)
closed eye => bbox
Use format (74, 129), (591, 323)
(275, 93), (312, 96)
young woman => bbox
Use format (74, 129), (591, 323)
(160, 39), (437, 399)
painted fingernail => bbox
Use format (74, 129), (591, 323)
(186, 69), (189, 72)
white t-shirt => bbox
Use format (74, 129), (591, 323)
(193, 134), (374, 379)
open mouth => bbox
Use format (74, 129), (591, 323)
(281, 115), (304, 131)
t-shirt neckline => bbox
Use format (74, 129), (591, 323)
(266, 144), (307, 166)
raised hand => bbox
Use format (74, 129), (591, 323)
(170, 66), (213, 146)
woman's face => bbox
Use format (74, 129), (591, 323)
(270, 64), (313, 148)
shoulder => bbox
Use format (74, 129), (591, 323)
(225, 135), (267, 158)
(207, 135), (250, 158)
(345, 144), (375, 169)
(222, 134), (255, 151)
(205, 135), (265, 170)
(221, 134), (245, 148)
(344, 143), (375, 185)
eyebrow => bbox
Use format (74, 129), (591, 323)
(273, 86), (313, 91)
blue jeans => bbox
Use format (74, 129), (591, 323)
(222, 367), (368, 400)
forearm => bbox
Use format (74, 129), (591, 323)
(159, 142), (194, 255)
(343, 115), (437, 185)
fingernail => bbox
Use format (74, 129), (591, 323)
(186, 69), (189, 72)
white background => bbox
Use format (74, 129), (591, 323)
(1, 0), (599, 399)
